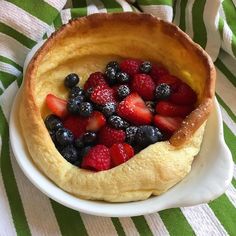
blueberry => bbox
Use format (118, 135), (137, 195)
(56, 128), (74, 146)
(155, 83), (171, 100)
(79, 102), (93, 117)
(69, 86), (84, 99)
(108, 115), (129, 129)
(67, 96), (85, 114)
(79, 146), (92, 158)
(105, 67), (117, 85)
(106, 61), (120, 72)
(83, 132), (97, 144)
(84, 87), (93, 100)
(117, 85), (130, 100)
(139, 61), (152, 74)
(45, 114), (63, 131)
(135, 125), (163, 148)
(75, 137), (84, 149)
(64, 73), (80, 88)
(145, 101), (155, 114)
(49, 130), (57, 143)
(116, 72), (130, 83)
(101, 102), (116, 117)
(60, 145), (79, 164)
(125, 126), (138, 145)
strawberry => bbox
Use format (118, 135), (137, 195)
(110, 143), (134, 167)
(81, 145), (111, 171)
(90, 85), (116, 105)
(46, 94), (68, 118)
(157, 74), (181, 91)
(150, 64), (169, 83)
(83, 72), (107, 90)
(86, 111), (106, 132)
(155, 101), (193, 117)
(170, 83), (197, 105)
(131, 74), (155, 100)
(120, 59), (142, 76)
(63, 115), (88, 138)
(98, 126), (125, 147)
(154, 115), (183, 134)
(117, 93), (153, 125)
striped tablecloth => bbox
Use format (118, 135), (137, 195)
(0, 0), (235, 235)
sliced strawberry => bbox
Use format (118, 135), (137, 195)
(117, 93), (153, 125)
(110, 143), (134, 167)
(46, 94), (68, 118)
(157, 74), (181, 91)
(86, 111), (106, 132)
(155, 101), (193, 117)
(63, 115), (88, 138)
(150, 64), (169, 83)
(90, 85), (116, 105)
(170, 83), (197, 105)
(154, 115), (183, 134)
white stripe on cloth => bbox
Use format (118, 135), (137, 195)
(140, 5), (173, 22)
(60, 9), (72, 25)
(234, 165), (236, 179)
(0, 33), (29, 66)
(181, 204), (228, 236)
(91, 0), (107, 13)
(0, 62), (22, 78)
(80, 213), (118, 236)
(144, 213), (170, 236)
(0, 1), (49, 42)
(220, 105), (236, 135)
(222, 21), (234, 58)
(216, 68), (236, 114)
(10, 150), (62, 236)
(43, 0), (66, 11)
(118, 217), (139, 236)
(219, 51), (236, 77)
(0, 171), (17, 236)
(115, 0), (133, 12)
(225, 184), (236, 208)
(173, 0), (181, 26)
(184, 0), (195, 39)
(46, 24), (56, 38)
(86, 0), (100, 15)
(0, 80), (4, 92)
(203, 0), (221, 61)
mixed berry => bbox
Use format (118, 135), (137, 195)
(44, 59), (197, 171)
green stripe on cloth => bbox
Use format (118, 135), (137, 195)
(192, 0), (207, 48)
(72, 0), (88, 8)
(215, 58), (236, 87)
(54, 14), (63, 29)
(223, 123), (236, 163)
(0, 22), (36, 48)
(101, 0), (123, 12)
(218, 17), (224, 39)
(222, 0), (236, 35)
(159, 208), (195, 235)
(216, 94), (236, 122)
(209, 194), (236, 235)
(179, 0), (188, 31)
(137, 0), (173, 6)
(0, 87), (3, 96)
(71, 8), (87, 19)
(131, 216), (152, 235)
(0, 107), (31, 236)
(6, 0), (59, 25)
(0, 56), (23, 72)
(111, 218), (126, 236)
(0, 71), (17, 89)
(232, 34), (236, 57)
(17, 75), (23, 87)
(232, 178), (236, 188)
(51, 200), (87, 236)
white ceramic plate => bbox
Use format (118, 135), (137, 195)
(9, 41), (234, 217)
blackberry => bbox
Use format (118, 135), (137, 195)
(64, 73), (80, 88)
(60, 145), (79, 164)
(105, 67), (117, 85)
(125, 126), (138, 144)
(101, 102), (116, 117)
(45, 114), (63, 131)
(108, 115), (129, 129)
(69, 86), (84, 99)
(116, 72), (130, 83)
(84, 87), (93, 100)
(139, 61), (152, 74)
(117, 85), (130, 100)
(155, 83), (171, 100)
(67, 96), (85, 114)
(83, 132), (97, 144)
(78, 102), (93, 117)
(106, 61), (120, 72)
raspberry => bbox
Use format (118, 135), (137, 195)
(110, 143), (134, 167)
(90, 85), (116, 105)
(150, 64), (169, 83)
(120, 59), (142, 76)
(98, 126), (125, 147)
(131, 74), (155, 100)
(84, 72), (107, 90)
(81, 145), (111, 171)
